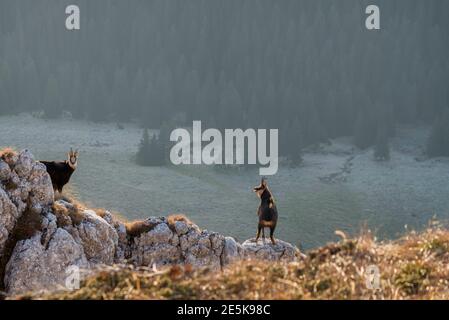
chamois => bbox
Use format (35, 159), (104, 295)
(253, 177), (278, 245)
(40, 148), (79, 193)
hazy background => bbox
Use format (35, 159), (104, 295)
(1, 1), (449, 248)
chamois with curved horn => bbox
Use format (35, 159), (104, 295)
(253, 177), (278, 244)
(40, 148), (79, 193)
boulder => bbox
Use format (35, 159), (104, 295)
(221, 236), (244, 265)
(75, 210), (118, 264)
(131, 221), (181, 266)
(241, 238), (301, 262)
(4, 228), (89, 295)
(182, 231), (224, 269)
(27, 161), (54, 209)
(14, 150), (34, 178)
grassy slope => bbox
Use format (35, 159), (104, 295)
(14, 223), (449, 300)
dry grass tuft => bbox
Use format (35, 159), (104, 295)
(0, 147), (18, 158)
(52, 200), (86, 227)
(167, 214), (195, 232)
(394, 262), (430, 295)
(125, 220), (159, 238)
(0, 147), (18, 166)
(121, 212), (195, 239)
(92, 208), (108, 219)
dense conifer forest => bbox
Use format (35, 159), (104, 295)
(1, 1), (448, 157)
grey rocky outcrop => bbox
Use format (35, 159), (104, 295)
(128, 217), (238, 270)
(1, 149), (302, 295)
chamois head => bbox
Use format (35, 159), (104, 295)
(67, 148), (79, 169)
(253, 177), (268, 198)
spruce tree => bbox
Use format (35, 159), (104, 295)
(427, 108), (449, 157)
(354, 110), (376, 149)
(136, 128), (152, 166)
(43, 75), (60, 119)
(282, 118), (303, 166)
(374, 126), (390, 161)
(136, 128), (166, 166)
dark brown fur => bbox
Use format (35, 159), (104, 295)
(51, 201), (85, 227)
(253, 178), (278, 244)
(40, 149), (78, 193)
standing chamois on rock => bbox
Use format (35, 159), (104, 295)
(253, 177), (278, 245)
(40, 148), (79, 193)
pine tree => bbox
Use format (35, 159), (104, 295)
(304, 108), (323, 146)
(0, 66), (6, 115)
(112, 67), (131, 121)
(136, 128), (152, 166)
(282, 118), (303, 166)
(427, 108), (449, 157)
(374, 126), (390, 161)
(86, 69), (107, 122)
(136, 128), (166, 166)
(43, 75), (60, 119)
(354, 109), (376, 149)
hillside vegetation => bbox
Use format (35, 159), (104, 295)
(14, 223), (449, 300)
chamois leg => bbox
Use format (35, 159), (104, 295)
(270, 226), (276, 245)
(255, 226), (262, 243)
